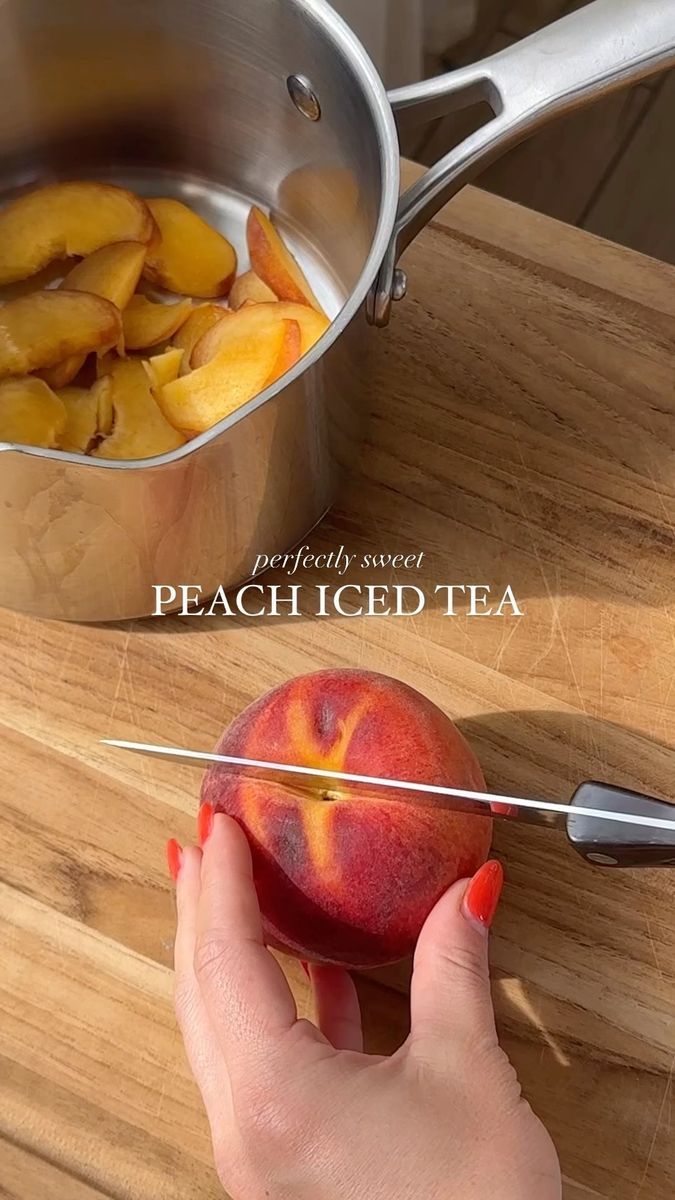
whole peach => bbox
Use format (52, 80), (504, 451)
(200, 669), (492, 968)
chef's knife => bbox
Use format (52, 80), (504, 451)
(102, 739), (675, 869)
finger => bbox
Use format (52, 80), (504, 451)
(195, 812), (297, 1076)
(307, 964), (363, 1052)
(408, 861), (503, 1066)
(172, 844), (234, 1127)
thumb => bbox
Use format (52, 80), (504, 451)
(408, 860), (504, 1063)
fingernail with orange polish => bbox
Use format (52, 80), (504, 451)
(166, 838), (183, 883)
(197, 802), (214, 845)
(462, 860), (504, 932)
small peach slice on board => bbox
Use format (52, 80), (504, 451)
(122, 295), (192, 350)
(229, 270), (277, 309)
(0, 377), (66, 447)
(93, 358), (185, 460)
(143, 347), (184, 389)
(159, 318), (296, 434)
(0, 182), (156, 285)
(144, 198), (237, 298)
(56, 382), (108, 453)
(246, 206), (323, 311)
(192, 299), (329, 368)
(171, 304), (229, 372)
(0, 290), (122, 378)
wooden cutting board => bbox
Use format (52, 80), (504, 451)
(1, 163), (673, 1200)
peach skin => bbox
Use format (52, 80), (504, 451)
(191, 300), (328, 368)
(158, 316), (297, 434)
(246, 206), (323, 311)
(200, 669), (492, 969)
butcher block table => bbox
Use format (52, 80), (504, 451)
(1, 161), (674, 1200)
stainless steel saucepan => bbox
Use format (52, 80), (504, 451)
(0, 0), (673, 622)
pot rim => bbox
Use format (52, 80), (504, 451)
(0, 0), (400, 472)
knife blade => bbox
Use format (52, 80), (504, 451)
(101, 738), (675, 835)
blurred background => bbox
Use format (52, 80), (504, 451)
(333, 0), (673, 263)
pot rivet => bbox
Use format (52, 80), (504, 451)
(392, 268), (408, 301)
(287, 75), (321, 121)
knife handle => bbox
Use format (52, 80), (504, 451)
(566, 781), (675, 868)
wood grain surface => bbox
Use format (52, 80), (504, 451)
(1, 162), (674, 1200)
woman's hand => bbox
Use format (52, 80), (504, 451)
(169, 813), (561, 1200)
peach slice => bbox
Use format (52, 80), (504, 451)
(64, 240), (147, 307)
(192, 299), (329, 368)
(269, 319), (301, 384)
(171, 304), (229, 373)
(158, 318), (298, 434)
(95, 352), (118, 380)
(143, 198), (237, 298)
(0, 182), (157, 285)
(38, 355), (90, 391)
(96, 374), (114, 437)
(143, 347), (184, 389)
(0, 377), (67, 447)
(246, 206), (323, 311)
(229, 270), (277, 309)
(122, 295), (192, 350)
(93, 358), (185, 460)
(0, 290), (122, 378)
(38, 242), (147, 389)
(56, 382), (109, 453)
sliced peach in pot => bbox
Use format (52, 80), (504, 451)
(229, 270), (277, 309)
(143, 198), (237, 298)
(56, 381), (109, 454)
(96, 374), (114, 437)
(158, 318), (297, 434)
(122, 295), (192, 350)
(268, 319), (301, 384)
(63, 240), (147, 307)
(0, 377), (66, 447)
(171, 304), (229, 372)
(191, 299), (329, 368)
(0, 290), (122, 378)
(38, 355), (90, 391)
(246, 205), (323, 311)
(142, 347), (184, 389)
(93, 357), (185, 460)
(95, 352), (118, 381)
(37, 241), (148, 388)
(0, 182), (157, 285)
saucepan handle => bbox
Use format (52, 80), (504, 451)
(368, 0), (675, 325)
